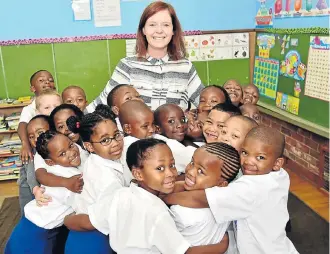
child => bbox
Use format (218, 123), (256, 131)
(242, 84), (260, 105)
(18, 70), (55, 165)
(64, 139), (229, 253)
(35, 90), (62, 116)
(203, 103), (241, 143)
(5, 131), (83, 254)
(240, 104), (261, 124)
(183, 111), (208, 147)
(171, 142), (240, 252)
(62, 85), (88, 112)
(163, 127), (299, 254)
(66, 104), (128, 214)
(219, 115), (258, 152)
(154, 103), (188, 142)
(198, 85), (231, 113)
(18, 115), (50, 215)
(223, 79), (243, 107)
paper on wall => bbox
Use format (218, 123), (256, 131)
(93, 0), (121, 27)
(72, 0), (91, 21)
(126, 39), (136, 57)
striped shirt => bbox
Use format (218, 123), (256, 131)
(86, 55), (204, 113)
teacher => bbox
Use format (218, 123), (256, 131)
(86, 1), (204, 113)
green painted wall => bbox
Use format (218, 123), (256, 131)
(0, 40), (250, 101)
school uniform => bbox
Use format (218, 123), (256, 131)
(88, 182), (191, 253)
(115, 117), (123, 131)
(205, 168), (299, 254)
(120, 135), (139, 183)
(19, 99), (36, 123)
(194, 141), (205, 147)
(5, 164), (81, 254)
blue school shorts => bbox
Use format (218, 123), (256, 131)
(5, 216), (61, 254)
(65, 230), (114, 254)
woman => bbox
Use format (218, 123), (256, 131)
(86, 1), (204, 112)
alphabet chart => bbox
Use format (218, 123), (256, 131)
(304, 36), (330, 102)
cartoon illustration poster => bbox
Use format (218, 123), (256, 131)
(276, 92), (300, 115)
(255, 0), (273, 28)
(257, 34), (276, 58)
(279, 50), (307, 81)
(274, 0), (330, 18)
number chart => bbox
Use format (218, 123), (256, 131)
(253, 57), (280, 100)
(304, 36), (330, 102)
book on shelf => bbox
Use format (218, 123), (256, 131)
(6, 112), (21, 121)
(0, 155), (22, 175)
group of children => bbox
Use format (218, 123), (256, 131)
(5, 70), (298, 254)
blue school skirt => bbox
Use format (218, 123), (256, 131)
(5, 216), (63, 254)
(65, 230), (114, 254)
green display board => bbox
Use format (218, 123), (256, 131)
(255, 32), (329, 130)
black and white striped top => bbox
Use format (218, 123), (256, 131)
(86, 54), (204, 113)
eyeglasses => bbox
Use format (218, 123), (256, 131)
(90, 131), (124, 146)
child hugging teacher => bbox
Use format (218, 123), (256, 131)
(86, 1), (205, 112)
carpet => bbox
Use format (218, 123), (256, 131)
(0, 196), (20, 253)
(0, 194), (328, 254)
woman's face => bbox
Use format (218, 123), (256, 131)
(143, 10), (174, 55)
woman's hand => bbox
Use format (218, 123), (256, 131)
(33, 186), (52, 207)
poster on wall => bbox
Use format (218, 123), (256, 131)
(274, 0), (330, 18)
(304, 36), (330, 102)
(255, 0), (273, 28)
(276, 92), (300, 115)
(253, 57), (280, 100)
(279, 50), (307, 80)
(185, 33), (249, 61)
(257, 34), (276, 58)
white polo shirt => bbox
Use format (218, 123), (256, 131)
(194, 142), (205, 147)
(115, 117), (123, 131)
(205, 169), (298, 254)
(72, 153), (125, 214)
(170, 205), (229, 246)
(88, 183), (191, 253)
(24, 164), (80, 229)
(120, 135), (139, 184)
(19, 99), (36, 123)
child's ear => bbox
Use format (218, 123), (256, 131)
(132, 167), (144, 181)
(84, 142), (94, 153)
(273, 157), (285, 171)
(155, 125), (161, 134)
(218, 181), (228, 187)
(123, 124), (131, 135)
(30, 85), (36, 93)
(45, 159), (55, 166)
(111, 106), (119, 116)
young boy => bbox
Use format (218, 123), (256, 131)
(220, 115), (258, 152)
(184, 111), (208, 147)
(35, 90), (62, 116)
(18, 70), (55, 164)
(203, 103), (241, 143)
(163, 127), (299, 254)
(154, 104), (188, 142)
(242, 84), (260, 105)
(240, 104), (261, 124)
(223, 79), (243, 107)
(198, 85), (231, 113)
(62, 85), (88, 112)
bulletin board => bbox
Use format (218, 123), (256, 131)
(254, 30), (329, 131)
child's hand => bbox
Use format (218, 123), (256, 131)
(20, 143), (33, 164)
(33, 186), (52, 207)
(64, 174), (84, 193)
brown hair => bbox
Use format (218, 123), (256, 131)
(135, 1), (186, 61)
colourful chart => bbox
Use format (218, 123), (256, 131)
(253, 57), (280, 100)
(276, 92), (300, 115)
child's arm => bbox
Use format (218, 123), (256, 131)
(36, 169), (83, 193)
(173, 181), (186, 192)
(25, 162), (40, 193)
(176, 173), (185, 181)
(186, 233), (229, 254)
(64, 214), (95, 231)
(18, 122), (33, 164)
(162, 190), (209, 208)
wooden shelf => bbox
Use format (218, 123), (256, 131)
(0, 130), (17, 135)
(0, 102), (31, 109)
(0, 174), (19, 181)
(0, 153), (20, 158)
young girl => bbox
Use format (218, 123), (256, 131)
(64, 139), (229, 253)
(170, 142), (241, 253)
(5, 131), (83, 254)
(223, 79), (243, 107)
(198, 85), (231, 113)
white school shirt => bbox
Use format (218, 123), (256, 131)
(120, 135), (139, 184)
(19, 99), (36, 123)
(24, 164), (80, 229)
(88, 183), (191, 254)
(194, 141), (205, 147)
(205, 169), (299, 254)
(72, 153), (125, 214)
(153, 134), (196, 174)
(170, 205), (229, 246)
(115, 117), (123, 131)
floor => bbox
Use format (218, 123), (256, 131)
(0, 168), (329, 222)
